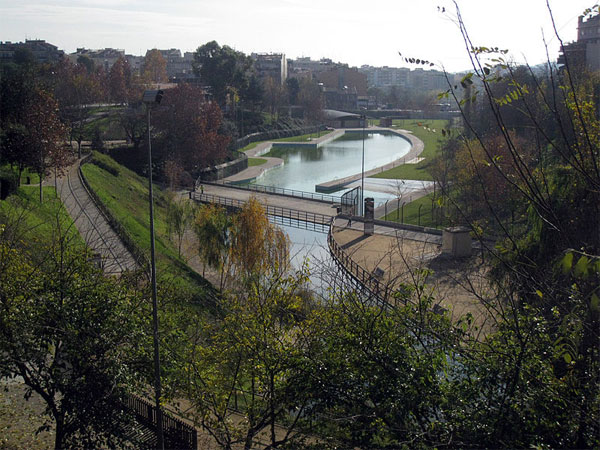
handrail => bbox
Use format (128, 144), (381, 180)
(204, 180), (341, 204)
(78, 155), (148, 270)
(123, 394), (197, 449)
(326, 227), (396, 306)
(190, 192), (334, 225)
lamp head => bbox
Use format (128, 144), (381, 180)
(142, 89), (164, 105)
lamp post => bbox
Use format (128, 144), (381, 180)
(361, 113), (366, 216)
(142, 89), (164, 450)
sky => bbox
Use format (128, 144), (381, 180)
(0, 0), (596, 72)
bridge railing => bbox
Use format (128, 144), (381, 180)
(190, 192), (334, 226)
(202, 180), (342, 204)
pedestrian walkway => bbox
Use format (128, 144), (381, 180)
(56, 158), (139, 275)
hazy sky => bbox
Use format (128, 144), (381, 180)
(0, 0), (595, 72)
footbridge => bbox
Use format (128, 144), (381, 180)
(190, 181), (343, 226)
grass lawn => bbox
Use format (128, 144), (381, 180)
(382, 193), (442, 228)
(248, 157), (268, 167)
(0, 186), (84, 248)
(240, 141), (262, 152)
(371, 119), (449, 181)
(81, 152), (212, 297)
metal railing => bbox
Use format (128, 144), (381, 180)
(123, 394), (197, 450)
(327, 229), (396, 305)
(190, 192), (334, 226)
(78, 155), (148, 270)
(269, 214), (330, 234)
(205, 180), (341, 204)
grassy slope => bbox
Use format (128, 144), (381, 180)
(371, 119), (447, 181)
(81, 152), (210, 294)
(0, 186), (84, 248)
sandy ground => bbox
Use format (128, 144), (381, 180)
(331, 225), (495, 336)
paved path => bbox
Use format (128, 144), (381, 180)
(56, 159), (139, 275)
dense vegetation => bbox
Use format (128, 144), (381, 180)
(1, 4), (599, 449)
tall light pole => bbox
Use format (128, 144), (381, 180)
(142, 89), (164, 450)
(361, 113), (366, 216)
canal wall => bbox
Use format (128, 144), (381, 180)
(197, 125), (328, 183)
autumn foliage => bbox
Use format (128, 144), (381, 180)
(152, 83), (229, 178)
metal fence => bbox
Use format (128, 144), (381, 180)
(190, 192), (333, 226)
(340, 186), (361, 215)
(205, 180), (341, 204)
(123, 394), (197, 450)
(327, 229), (396, 306)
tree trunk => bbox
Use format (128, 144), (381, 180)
(39, 173), (43, 203)
(54, 416), (64, 450)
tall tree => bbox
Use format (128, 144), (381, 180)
(194, 203), (231, 287)
(142, 49), (168, 84)
(23, 88), (69, 202)
(193, 41), (253, 106)
(297, 78), (323, 126)
(152, 83), (229, 176)
(229, 196), (289, 282)
(54, 58), (103, 157)
(285, 77), (300, 105)
(108, 56), (132, 104)
(263, 76), (285, 120)
(0, 229), (149, 449)
(166, 191), (195, 258)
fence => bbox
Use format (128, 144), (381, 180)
(341, 186), (360, 215)
(123, 394), (197, 450)
(78, 154), (149, 270)
(204, 180), (341, 204)
(327, 229), (396, 306)
(190, 192), (334, 226)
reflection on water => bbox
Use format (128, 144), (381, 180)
(255, 132), (411, 193)
(275, 222), (331, 295)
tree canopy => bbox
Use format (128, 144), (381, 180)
(193, 41), (254, 106)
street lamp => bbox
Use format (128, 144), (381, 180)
(142, 89), (164, 450)
(361, 113), (366, 216)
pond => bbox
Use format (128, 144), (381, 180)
(254, 131), (411, 205)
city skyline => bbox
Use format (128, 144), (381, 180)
(0, 0), (596, 72)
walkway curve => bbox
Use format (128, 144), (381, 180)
(57, 157), (139, 275)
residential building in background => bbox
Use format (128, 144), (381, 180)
(359, 65), (447, 92)
(315, 66), (368, 110)
(288, 56), (334, 79)
(251, 53), (287, 85)
(559, 13), (600, 71)
(71, 47), (125, 71)
(158, 48), (195, 81)
(0, 39), (64, 64)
